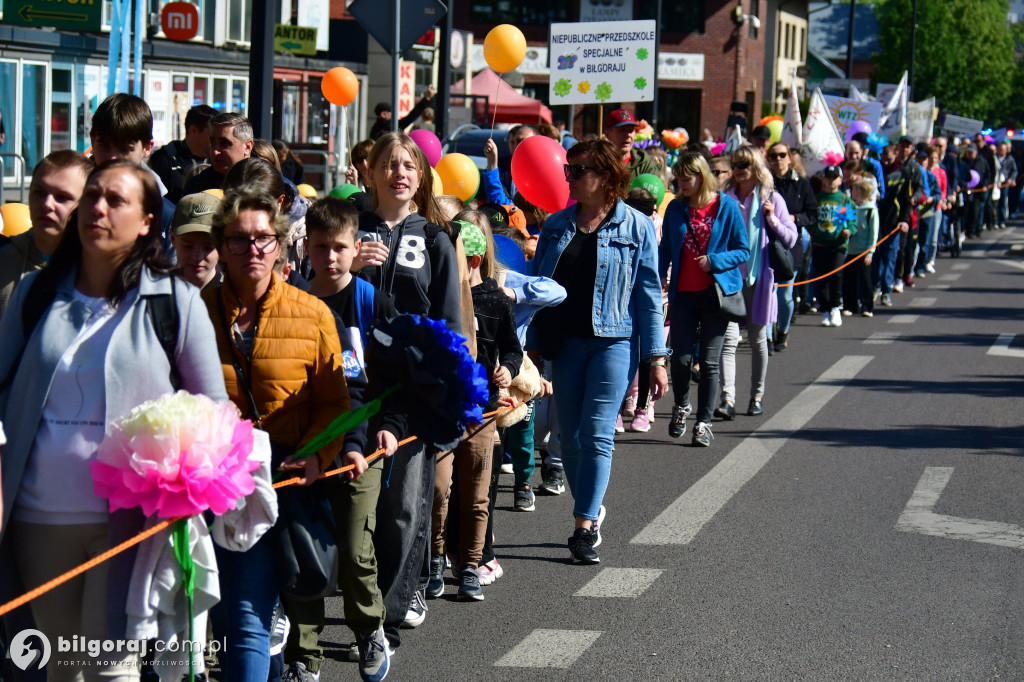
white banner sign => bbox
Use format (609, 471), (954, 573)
(875, 82), (899, 103)
(548, 20), (657, 105)
(579, 0), (634, 22)
(942, 114), (984, 136)
(781, 83), (803, 147)
(823, 95), (883, 138)
(657, 53), (704, 81)
(801, 88), (845, 177)
(298, 0), (330, 52)
(906, 98), (937, 140)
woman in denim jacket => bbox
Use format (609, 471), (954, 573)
(659, 151), (750, 447)
(527, 138), (668, 565)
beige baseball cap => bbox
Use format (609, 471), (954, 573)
(172, 192), (220, 236)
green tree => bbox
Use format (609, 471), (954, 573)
(873, 0), (1014, 121)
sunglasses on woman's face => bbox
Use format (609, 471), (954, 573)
(224, 234), (279, 256)
(711, 169), (731, 177)
(767, 152), (788, 161)
(732, 160), (751, 171)
(563, 164), (597, 181)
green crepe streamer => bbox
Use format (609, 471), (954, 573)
(171, 519), (195, 682)
(272, 384), (400, 482)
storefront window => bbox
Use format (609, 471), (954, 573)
(51, 67), (73, 151)
(232, 79), (247, 116)
(469, 0), (568, 27)
(306, 77), (328, 144)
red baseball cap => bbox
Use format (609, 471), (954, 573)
(604, 109), (637, 130)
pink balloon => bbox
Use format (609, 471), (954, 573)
(409, 129), (443, 168)
(511, 136), (569, 214)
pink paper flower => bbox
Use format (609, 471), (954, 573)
(91, 392), (260, 518)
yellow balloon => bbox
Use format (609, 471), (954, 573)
(435, 154), (480, 202)
(296, 183), (318, 199)
(0, 203), (31, 237)
(484, 24), (527, 74)
(431, 167), (443, 195)
(657, 190), (675, 218)
(766, 119), (784, 146)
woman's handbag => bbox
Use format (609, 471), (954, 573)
(686, 225), (747, 323)
(768, 233), (795, 281)
(714, 281), (748, 322)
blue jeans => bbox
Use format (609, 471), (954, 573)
(996, 191), (1010, 226)
(211, 534), (280, 682)
(873, 229), (901, 294)
(776, 276), (795, 333)
(551, 337), (632, 521)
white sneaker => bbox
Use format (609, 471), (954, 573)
(925, 261), (936, 274)
(893, 279), (904, 294)
(830, 308), (843, 327)
(821, 312), (832, 327)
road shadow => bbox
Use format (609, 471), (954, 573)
(845, 375), (1024, 398)
(774, 423), (1024, 456)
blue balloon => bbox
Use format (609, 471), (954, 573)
(493, 234), (527, 274)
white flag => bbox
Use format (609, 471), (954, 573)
(878, 71), (908, 138)
(849, 84), (872, 102)
(724, 125), (745, 153)
(781, 82), (803, 148)
(800, 88), (845, 177)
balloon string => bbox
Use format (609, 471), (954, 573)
(489, 71), (501, 140)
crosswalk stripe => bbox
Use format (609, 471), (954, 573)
(574, 568), (664, 598)
(494, 629), (603, 668)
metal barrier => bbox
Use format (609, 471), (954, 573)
(295, 150), (335, 196)
(0, 153), (27, 203)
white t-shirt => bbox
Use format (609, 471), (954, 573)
(14, 289), (131, 525)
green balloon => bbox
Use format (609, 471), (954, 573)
(630, 173), (666, 205)
(329, 183), (361, 200)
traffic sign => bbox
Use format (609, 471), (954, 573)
(347, 0), (446, 55)
(161, 2), (199, 41)
(274, 24), (318, 56)
(4, 0), (103, 31)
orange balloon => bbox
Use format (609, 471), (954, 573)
(0, 203), (31, 237)
(322, 67), (359, 106)
(484, 24), (527, 74)
(435, 154), (479, 202)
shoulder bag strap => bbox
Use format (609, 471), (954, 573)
(216, 289), (263, 428)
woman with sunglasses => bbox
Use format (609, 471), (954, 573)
(203, 188), (350, 682)
(718, 144), (798, 418)
(659, 151), (748, 447)
(528, 138), (667, 564)
(0, 160), (227, 680)
(766, 142), (817, 351)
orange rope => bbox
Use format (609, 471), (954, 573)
(777, 224), (900, 288)
(0, 402), (520, 617)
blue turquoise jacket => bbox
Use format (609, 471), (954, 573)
(527, 199), (667, 359)
(659, 192), (750, 303)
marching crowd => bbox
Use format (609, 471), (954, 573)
(0, 90), (1004, 682)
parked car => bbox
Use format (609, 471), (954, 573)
(442, 126), (511, 170)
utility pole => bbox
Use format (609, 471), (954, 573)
(908, 0), (918, 100)
(845, 0), (856, 77)
(249, 0), (277, 140)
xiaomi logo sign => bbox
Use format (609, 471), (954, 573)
(161, 2), (200, 41)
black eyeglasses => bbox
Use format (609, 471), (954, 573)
(223, 234), (280, 256)
(733, 160), (751, 170)
(767, 152), (788, 161)
(711, 169), (731, 177)
(563, 164), (598, 181)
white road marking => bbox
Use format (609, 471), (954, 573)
(939, 273), (962, 281)
(987, 333), (1024, 358)
(951, 263), (971, 271)
(897, 467), (1024, 550)
(494, 629), (603, 668)
(930, 283), (951, 290)
(889, 314), (920, 324)
(864, 331), (902, 345)
(631, 355), (873, 546)
(909, 297), (937, 308)
(994, 258), (1024, 271)
(574, 568), (664, 598)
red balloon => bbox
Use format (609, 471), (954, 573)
(511, 136), (569, 214)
